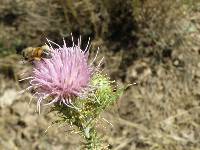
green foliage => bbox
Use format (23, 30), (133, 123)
(91, 74), (123, 110)
(52, 73), (124, 149)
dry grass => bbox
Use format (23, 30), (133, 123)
(0, 0), (200, 150)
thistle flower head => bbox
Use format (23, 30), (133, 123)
(27, 37), (98, 111)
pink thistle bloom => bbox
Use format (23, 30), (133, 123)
(22, 37), (102, 112)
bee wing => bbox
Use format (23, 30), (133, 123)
(41, 49), (52, 59)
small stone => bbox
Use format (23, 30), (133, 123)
(197, 62), (200, 68)
(0, 89), (19, 107)
(173, 60), (179, 66)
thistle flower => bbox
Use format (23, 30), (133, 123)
(20, 36), (124, 149)
(24, 37), (101, 112)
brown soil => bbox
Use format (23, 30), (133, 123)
(0, 1), (200, 150)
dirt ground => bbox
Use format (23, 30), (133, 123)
(0, 0), (200, 150)
(1, 36), (200, 150)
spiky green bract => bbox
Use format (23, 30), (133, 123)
(90, 73), (124, 113)
(52, 73), (124, 150)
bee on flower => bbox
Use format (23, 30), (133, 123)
(21, 45), (52, 62)
(20, 34), (124, 149)
(21, 35), (103, 112)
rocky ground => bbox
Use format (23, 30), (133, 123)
(0, 27), (200, 150)
(0, 1), (200, 150)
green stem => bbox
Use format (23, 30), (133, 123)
(83, 126), (101, 150)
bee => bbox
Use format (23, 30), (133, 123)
(21, 45), (52, 61)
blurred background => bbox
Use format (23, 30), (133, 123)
(0, 0), (200, 149)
